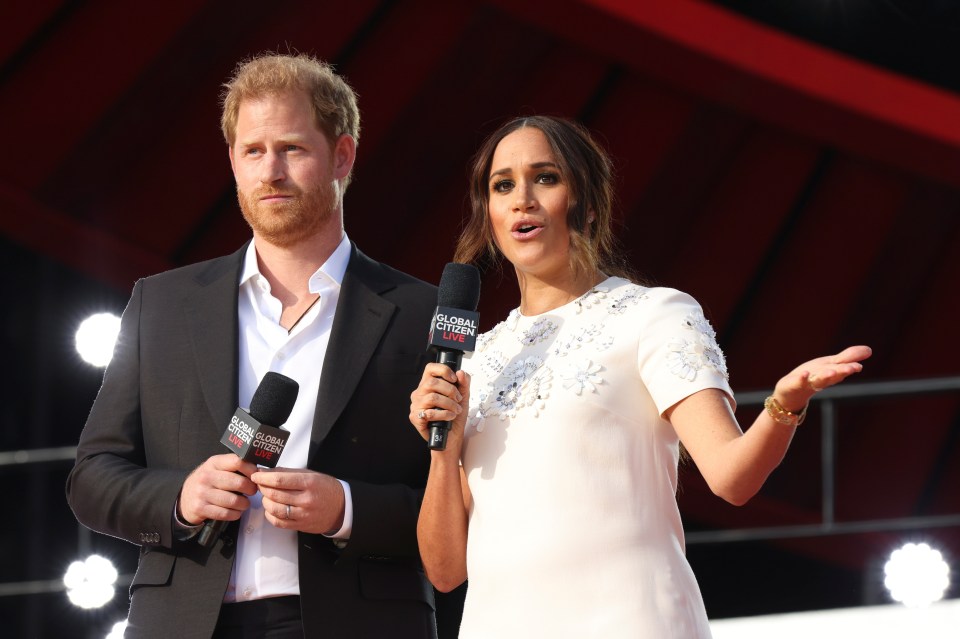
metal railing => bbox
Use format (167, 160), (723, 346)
(2, 376), (959, 597)
(686, 375), (960, 544)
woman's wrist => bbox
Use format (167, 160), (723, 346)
(764, 395), (809, 427)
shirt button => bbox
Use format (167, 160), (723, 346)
(245, 525), (254, 534)
(242, 587), (252, 599)
(276, 352), (286, 360)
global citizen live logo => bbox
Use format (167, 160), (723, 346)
(221, 409), (290, 467)
(429, 306), (479, 352)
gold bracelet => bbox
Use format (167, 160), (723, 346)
(764, 395), (808, 427)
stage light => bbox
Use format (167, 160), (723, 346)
(883, 542), (950, 607)
(75, 313), (121, 367)
(63, 554), (118, 609)
(105, 620), (127, 639)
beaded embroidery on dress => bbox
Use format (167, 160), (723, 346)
(468, 279), (726, 426)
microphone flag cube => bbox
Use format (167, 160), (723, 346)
(220, 407), (290, 468)
(428, 306), (480, 352)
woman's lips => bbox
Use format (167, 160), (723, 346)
(511, 225), (544, 240)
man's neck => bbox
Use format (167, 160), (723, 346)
(254, 228), (344, 309)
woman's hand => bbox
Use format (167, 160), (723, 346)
(409, 363), (470, 451)
(410, 364), (473, 591)
(773, 345), (872, 412)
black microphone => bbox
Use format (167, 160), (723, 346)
(426, 263), (481, 450)
(196, 372), (299, 548)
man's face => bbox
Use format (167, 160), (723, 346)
(229, 90), (346, 248)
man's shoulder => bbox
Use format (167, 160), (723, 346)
(348, 246), (437, 298)
(140, 246), (245, 291)
(377, 261), (437, 294)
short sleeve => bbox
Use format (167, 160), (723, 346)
(636, 288), (734, 416)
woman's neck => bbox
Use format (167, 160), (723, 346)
(515, 268), (606, 316)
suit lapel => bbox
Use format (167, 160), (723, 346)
(184, 247), (244, 438)
(311, 245), (396, 451)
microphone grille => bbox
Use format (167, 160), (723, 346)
(249, 372), (299, 426)
(437, 262), (481, 311)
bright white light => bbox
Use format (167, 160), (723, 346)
(883, 542), (950, 607)
(105, 619), (128, 639)
(63, 554), (118, 609)
(75, 313), (121, 367)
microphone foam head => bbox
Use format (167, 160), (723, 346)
(249, 372), (299, 426)
(438, 262), (481, 311)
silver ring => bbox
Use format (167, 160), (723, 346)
(417, 410), (426, 420)
(285, 504), (292, 519)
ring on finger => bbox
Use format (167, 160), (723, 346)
(285, 504), (292, 519)
(417, 409), (427, 420)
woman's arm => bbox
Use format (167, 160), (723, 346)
(410, 364), (473, 591)
(667, 345), (871, 506)
(418, 460), (471, 591)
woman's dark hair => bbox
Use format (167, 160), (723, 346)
(454, 115), (636, 281)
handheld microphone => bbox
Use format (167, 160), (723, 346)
(196, 372), (299, 548)
(427, 263), (481, 450)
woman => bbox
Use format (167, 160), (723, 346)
(409, 115), (870, 637)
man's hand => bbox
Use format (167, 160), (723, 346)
(252, 468), (345, 535)
(178, 454), (258, 525)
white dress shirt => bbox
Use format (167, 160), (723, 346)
(224, 234), (354, 603)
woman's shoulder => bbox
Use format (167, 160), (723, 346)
(584, 277), (706, 316)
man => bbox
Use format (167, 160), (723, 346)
(66, 53), (445, 638)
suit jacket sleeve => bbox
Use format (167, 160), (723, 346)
(66, 279), (189, 549)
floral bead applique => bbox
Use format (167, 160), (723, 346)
(480, 356), (552, 420)
(503, 356), (543, 383)
(607, 286), (649, 315)
(574, 286), (609, 313)
(561, 359), (604, 395)
(469, 280), (661, 423)
(666, 310), (729, 381)
(681, 309), (716, 338)
(596, 334), (615, 352)
(520, 317), (558, 347)
(475, 350), (508, 381)
(551, 323), (603, 357)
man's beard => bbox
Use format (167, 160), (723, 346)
(237, 180), (338, 248)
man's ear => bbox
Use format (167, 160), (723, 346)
(332, 134), (357, 181)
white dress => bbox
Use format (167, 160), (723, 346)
(459, 277), (733, 638)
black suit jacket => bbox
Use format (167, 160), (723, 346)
(66, 242), (444, 639)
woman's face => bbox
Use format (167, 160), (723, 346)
(487, 127), (571, 280)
